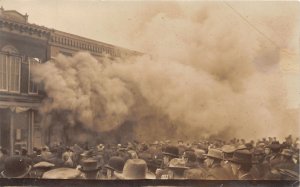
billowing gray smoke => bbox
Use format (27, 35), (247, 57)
(31, 2), (299, 142)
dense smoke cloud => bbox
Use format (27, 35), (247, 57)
(32, 2), (299, 142)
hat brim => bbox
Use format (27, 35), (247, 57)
(228, 158), (251, 165)
(281, 153), (292, 157)
(104, 165), (123, 173)
(79, 167), (101, 172)
(167, 166), (189, 170)
(162, 152), (178, 158)
(1, 165), (32, 178)
(114, 171), (156, 179)
(267, 145), (281, 150)
(203, 154), (223, 160)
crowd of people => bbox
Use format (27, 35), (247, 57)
(0, 135), (299, 180)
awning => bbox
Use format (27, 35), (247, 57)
(0, 101), (41, 113)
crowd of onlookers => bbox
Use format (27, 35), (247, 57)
(0, 135), (299, 180)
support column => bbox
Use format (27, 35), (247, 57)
(9, 112), (14, 156)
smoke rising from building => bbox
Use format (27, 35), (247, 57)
(31, 2), (299, 143)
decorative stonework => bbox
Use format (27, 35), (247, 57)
(0, 7), (141, 58)
(0, 6), (28, 23)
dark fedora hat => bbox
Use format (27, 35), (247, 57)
(229, 149), (252, 164)
(281, 149), (293, 157)
(105, 156), (125, 173)
(1, 156), (32, 178)
(267, 141), (281, 150)
(79, 158), (100, 172)
(162, 146), (179, 157)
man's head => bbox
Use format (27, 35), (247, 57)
(229, 149), (252, 175)
(162, 146), (179, 166)
(204, 149), (223, 168)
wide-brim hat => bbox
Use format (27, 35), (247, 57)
(229, 149), (252, 164)
(221, 145), (236, 153)
(33, 161), (55, 169)
(267, 141), (281, 150)
(79, 158), (100, 172)
(114, 159), (155, 179)
(114, 171), (155, 179)
(105, 156), (125, 173)
(1, 156), (32, 178)
(42, 168), (82, 179)
(1, 165), (31, 178)
(167, 158), (189, 170)
(204, 148), (223, 160)
(162, 146), (179, 157)
(281, 149), (293, 157)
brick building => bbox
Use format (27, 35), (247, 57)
(0, 7), (139, 154)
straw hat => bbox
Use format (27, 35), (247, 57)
(204, 149), (223, 160)
(167, 158), (189, 170)
(42, 168), (82, 179)
(114, 159), (155, 179)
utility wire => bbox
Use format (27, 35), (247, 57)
(223, 1), (280, 48)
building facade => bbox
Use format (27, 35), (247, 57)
(0, 7), (139, 154)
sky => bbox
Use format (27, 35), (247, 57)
(1, 0), (299, 109)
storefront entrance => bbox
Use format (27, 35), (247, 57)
(0, 108), (37, 155)
(0, 109), (10, 152)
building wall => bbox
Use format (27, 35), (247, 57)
(0, 7), (140, 153)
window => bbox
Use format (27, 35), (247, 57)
(0, 45), (21, 93)
(0, 53), (21, 92)
(28, 57), (40, 94)
(8, 56), (21, 92)
(0, 54), (8, 91)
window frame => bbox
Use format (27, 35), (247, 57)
(28, 57), (40, 95)
(7, 55), (21, 94)
(0, 53), (8, 92)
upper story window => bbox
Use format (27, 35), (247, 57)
(28, 57), (40, 94)
(0, 45), (21, 93)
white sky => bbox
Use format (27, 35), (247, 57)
(0, 0), (299, 108)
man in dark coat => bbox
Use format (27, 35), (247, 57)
(229, 149), (254, 180)
(266, 149), (299, 180)
(204, 148), (233, 180)
(156, 145), (179, 179)
(268, 141), (282, 167)
(250, 148), (269, 179)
